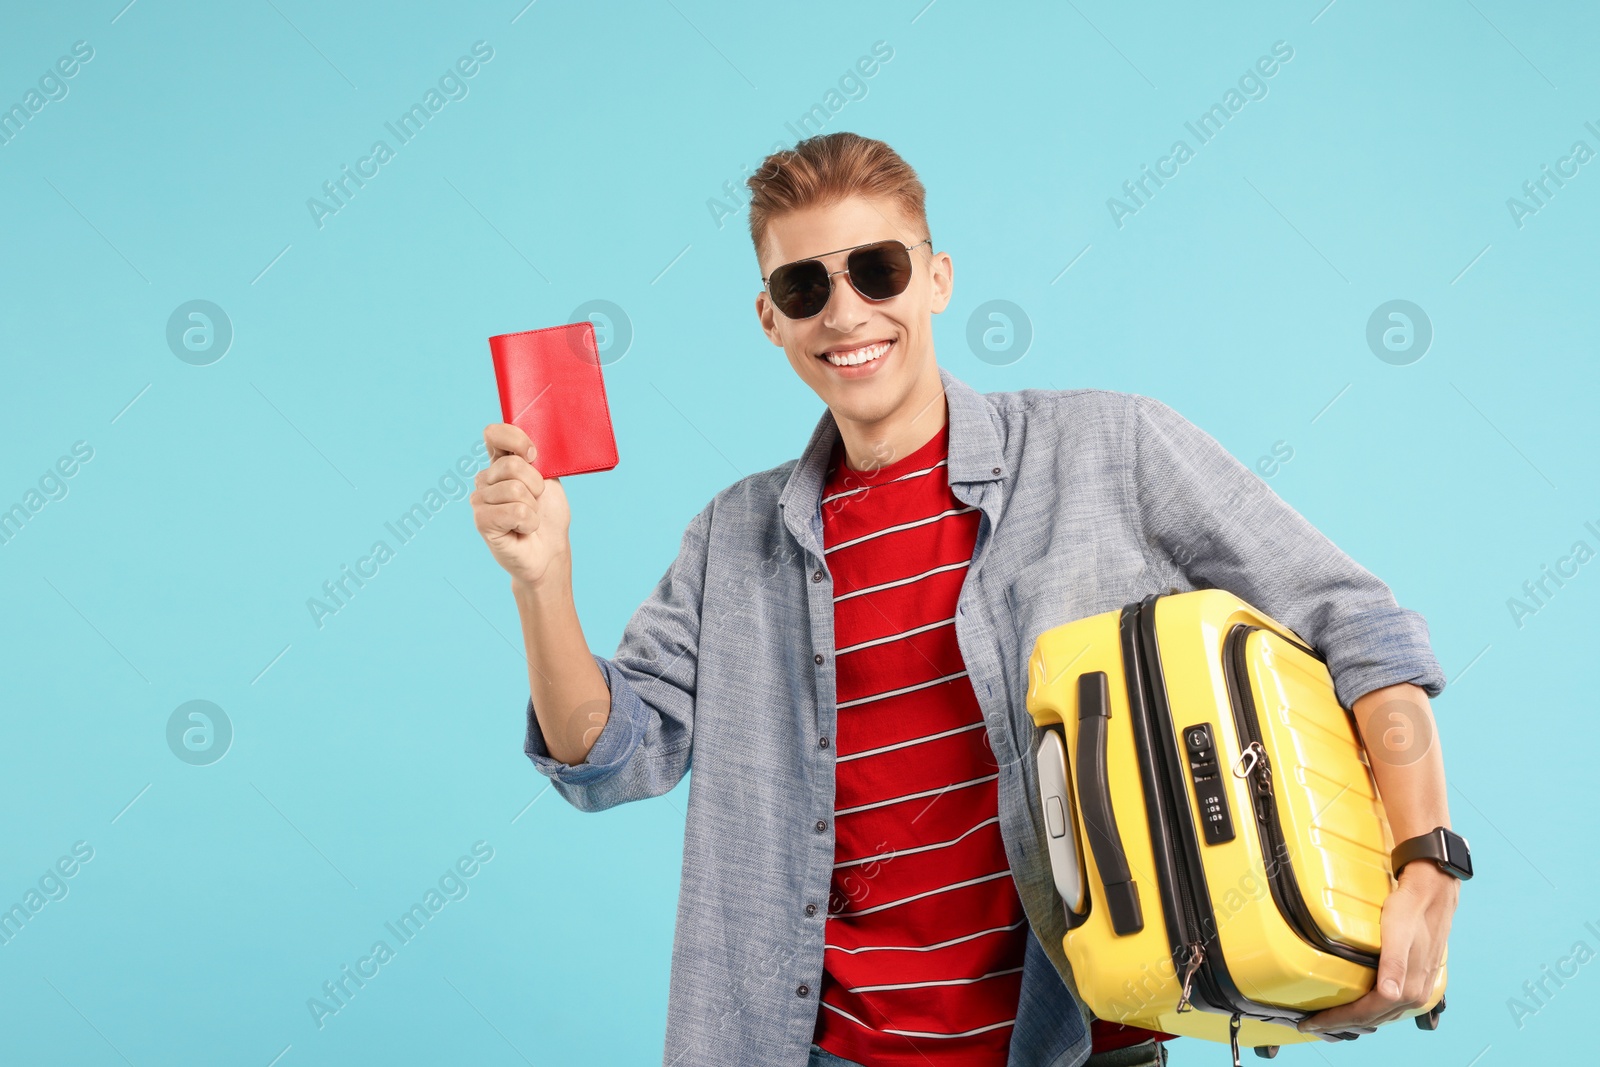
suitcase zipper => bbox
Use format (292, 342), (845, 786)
(1129, 596), (1308, 1032)
(1222, 623), (1381, 970)
(1174, 941), (1205, 1013)
(1127, 598), (1238, 1021)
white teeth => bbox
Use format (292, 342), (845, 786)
(824, 340), (891, 367)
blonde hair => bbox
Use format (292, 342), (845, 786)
(746, 132), (928, 260)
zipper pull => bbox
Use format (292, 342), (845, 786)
(1175, 941), (1205, 1013)
(1228, 1011), (1243, 1067)
(1231, 741), (1266, 780)
(1232, 740), (1274, 798)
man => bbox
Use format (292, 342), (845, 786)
(470, 132), (1461, 1067)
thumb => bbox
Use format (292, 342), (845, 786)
(1375, 910), (1411, 999)
(1378, 958), (1405, 999)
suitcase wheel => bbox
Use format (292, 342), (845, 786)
(1252, 1046), (1279, 1058)
(1415, 994), (1446, 1031)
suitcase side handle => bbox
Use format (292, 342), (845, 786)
(1077, 671), (1145, 936)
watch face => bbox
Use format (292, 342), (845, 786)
(1443, 830), (1473, 878)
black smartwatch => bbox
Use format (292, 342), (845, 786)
(1391, 826), (1473, 881)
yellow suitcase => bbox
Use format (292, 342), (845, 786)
(1026, 589), (1447, 1060)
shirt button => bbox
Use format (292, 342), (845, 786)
(818, 736), (829, 749)
(805, 903), (817, 916)
(992, 466), (1001, 475)
(812, 570), (824, 582)
(815, 819), (827, 833)
(796, 984), (810, 997)
(814, 653), (824, 664)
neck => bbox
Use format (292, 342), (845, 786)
(834, 372), (948, 473)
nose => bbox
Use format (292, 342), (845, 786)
(820, 267), (871, 333)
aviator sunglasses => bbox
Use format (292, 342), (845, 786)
(762, 237), (932, 320)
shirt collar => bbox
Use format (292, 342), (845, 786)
(779, 364), (1006, 547)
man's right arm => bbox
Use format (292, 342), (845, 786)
(470, 421), (612, 764)
(471, 421), (704, 812)
(517, 501), (709, 811)
(512, 570), (612, 767)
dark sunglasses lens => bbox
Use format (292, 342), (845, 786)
(847, 242), (913, 300)
(769, 259), (831, 319)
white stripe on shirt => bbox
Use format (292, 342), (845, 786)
(836, 670), (968, 710)
(838, 869), (1012, 918)
(833, 559), (970, 604)
(820, 459), (948, 505)
(823, 506), (978, 555)
(819, 999), (1017, 1040)
(835, 721), (984, 764)
(825, 919), (1028, 954)
(835, 616), (956, 656)
(835, 774), (998, 816)
(847, 966), (1024, 993)
(833, 814), (999, 868)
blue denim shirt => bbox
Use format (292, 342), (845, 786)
(523, 365), (1446, 1067)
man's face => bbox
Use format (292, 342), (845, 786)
(755, 195), (953, 429)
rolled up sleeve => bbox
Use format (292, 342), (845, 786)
(1130, 394), (1445, 709)
(522, 501), (711, 811)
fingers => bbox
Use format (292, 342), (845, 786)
(476, 478), (536, 507)
(473, 499), (539, 537)
(1396, 918), (1444, 1017)
(1298, 874), (1458, 1037)
(1297, 941), (1426, 1034)
(471, 466), (542, 534)
(484, 422), (534, 463)
(1298, 935), (1406, 1033)
(1382, 885), (1448, 1016)
(474, 452), (546, 499)
(1298, 988), (1395, 1035)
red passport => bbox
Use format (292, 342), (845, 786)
(488, 322), (619, 478)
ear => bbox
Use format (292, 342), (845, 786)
(928, 249), (954, 315)
(755, 291), (784, 346)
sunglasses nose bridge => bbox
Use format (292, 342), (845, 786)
(818, 264), (877, 328)
(803, 264), (865, 321)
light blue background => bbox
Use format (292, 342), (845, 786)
(2, 1), (1595, 1063)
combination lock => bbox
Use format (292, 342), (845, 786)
(1183, 723), (1235, 845)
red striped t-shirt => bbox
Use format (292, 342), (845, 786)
(811, 421), (1028, 1067)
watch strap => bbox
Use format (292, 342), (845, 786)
(1391, 826), (1473, 880)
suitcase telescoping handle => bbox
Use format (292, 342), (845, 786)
(1077, 671), (1145, 936)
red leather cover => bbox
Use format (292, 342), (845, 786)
(488, 322), (619, 478)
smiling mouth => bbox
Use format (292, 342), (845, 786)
(818, 339), (893, 367)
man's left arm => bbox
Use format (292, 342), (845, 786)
(1128, 393), (1459, 1034)
(1297, 681), (1458, 1035)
